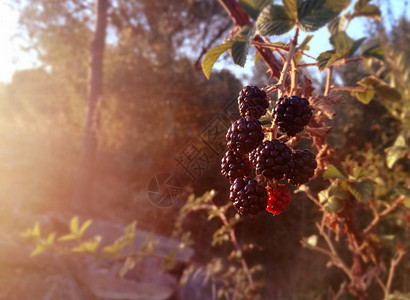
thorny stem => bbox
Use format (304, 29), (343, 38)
(278, 26), (299, 94)
(324, 67), (333, 96)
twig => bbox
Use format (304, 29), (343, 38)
(363, 195), (405, 236)
(383, 247), (406, 300)
(296, 63), (317, 69)
(316, 222), (353, 280)
(218, 210), (255, 289)
(251, 41), (290, 51)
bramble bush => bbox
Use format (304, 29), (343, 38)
(173, 0), (410, 299)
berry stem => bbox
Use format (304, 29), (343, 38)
(278, 26), (299, 94)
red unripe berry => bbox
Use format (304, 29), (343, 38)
(267, 186), (292, 215)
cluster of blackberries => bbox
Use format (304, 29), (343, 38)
(221, 86), (317, 216)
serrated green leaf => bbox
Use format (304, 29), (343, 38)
(256, 5), (296, 36)
(317, 50), (335, 71)
(323, 164), (346, 179)
(324, 196), (345, 213)
(283, 0), (297, 20)
(316, 50), (346, 71)
(352, 87), (374, 104)
(348, 179), (373, 202)
(374, 85), (402, 102)
(353, 167), (366, 180)
(201, 41), (234, 79)
(330, 31), (353, 51)
(362, 44), (384, 60)
(70, 216), (79, 235)
(232, 40), (249, 67)
(238, 0), (272, 20)
(327, 16), (345, 34)
(298, 0), (350, 32)
(349, 37), (366, 56)
(353, 4), (381, 20)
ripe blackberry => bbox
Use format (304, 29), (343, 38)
(273, 95), (312, 136)
(267, 186), (292, 215)
(288, 150), (317, 185)
(250, 140), (293, 180)
(226, 117), (264, 154)
(230, 177), (267, 216)
(221, 150), (252, 182)
(238, 85), (269, 119)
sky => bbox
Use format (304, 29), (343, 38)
(0, 1), (408, 84)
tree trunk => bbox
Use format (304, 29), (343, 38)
(72, 0), (109, 212)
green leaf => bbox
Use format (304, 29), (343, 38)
(302, 234), (318, 248)
(330, 31), (353, 51)
(362, 44), (384, 60)
(353, 167), (366, 180)
(232, 40), (249, 67)
(353, 4), (381, 20)
(161, 250), (177, 271)
(374, 85), (402, 102)
(349, 37), (366, 56)
(299, 34), (313, 50)
(30, 244), (46, 257)
(316, 50), (345, 71)
(283, 0), (298, 20)
(352, 87), (374, 104)
(385, 136), (408, 168)
(256, 5), (296, 36)
(324, 196), (345, 213)
(201, 41), (234, 79)
(297, 0), (350, 32)
(404, 198), (410, 209)
(318, 189), (329, 204)
(72, 236), (101, 253)
(348, 179), (373, 202)
(327, 16), (345, 34)
(238, 0), (272, 20)
(254, 51), (262, 64)
(394, 135), (406, 147)
(323, 164), (346, 179)
(70, 216), (79, 235)
(46, 233), (56, 244)
(58, 234), (78, 242)
(79, 220), (93, 236)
